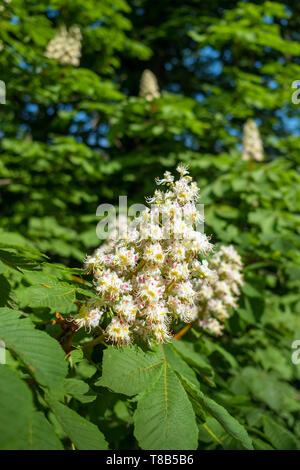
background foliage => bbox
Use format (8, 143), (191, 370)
(0, 0), (299, 450)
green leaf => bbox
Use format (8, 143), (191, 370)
(99, 344), (198, 449)
(96, 345), (163, 395)
(17, 276), (75, 313)
(64, 378), (96, 403)
(202, 395), (253, 450)
(252, 437), (274, 450)
(179, 376), (253, 450)
(242, 283), (262, 298)
(0, 308), (67, 393)
(134, 366), (198, 450)
(170, 339), (214, 376)
(235, 367), (286, 412)
(160, 343), (199, 386)
(175, 373), (207, 422)
(0, 274), (10, 307)
(25, 412), (64, 450)
(0, 248), (43, 272)
(202, 337), (238, 368)
(0, 365), (34, 450)
(263, 417), (299, 450)
(46, 396), (108, 450)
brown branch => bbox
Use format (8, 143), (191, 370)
(174, 323), (192, 340)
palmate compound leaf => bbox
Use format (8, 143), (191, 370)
(97, 344), (198, 450)
(46, 395), (108, 450)
(0, 308), (67, 394)
(179, 375), (253, 450)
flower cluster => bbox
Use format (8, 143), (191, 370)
(242, 118), (264, 162)
(139, 69), (160, 101)
(197, 245), (243, 335)
(75, 165), (243, 345)
(44, 25), (82, 66)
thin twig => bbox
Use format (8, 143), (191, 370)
(81, 334), (107, 349)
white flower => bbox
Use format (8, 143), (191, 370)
(173, 179), (194, 204)
(182, 202), (203, 224)
(223, 293), (237, 309)
(188, 231), (213, 254)
(167, 242), (186, 262)
(146, 189), (164, 204)
(168, 295), (183, 314)
(138, 277), (165, 302)
(105, 317), (131, 345)
(143, 242), (165, 265)
(95, 269), (124, 298)
(151, 322), (172, 343)
(174, 302), (198, 323)
(115, 295), (138, 323)
(115, 247), (138, 269)
(169, 262), (189, 280)
(193, 259), (216, 280)
(207, 299), (228, 321)
(242, 119), (264, 162)
(73, 304), (103, 332)
(198, 283), (213, 300)
(175, 281), (196, 300)
(215, 280), (231, 296)
(143, 303), (168, 323)
(176, 163), (189, 176)
(155, 171), (174, 185)
(199, 318), (224, 336)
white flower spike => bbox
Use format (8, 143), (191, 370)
(81, 166), (243, 345)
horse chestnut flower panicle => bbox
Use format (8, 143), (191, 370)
(44, 25), (82, 66)
(75, 165), (244, 344)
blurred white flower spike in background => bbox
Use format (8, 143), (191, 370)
(0, 340), (6, 364)
(76, 165), (244, 345)
(0, 80), (6, 104)
(139, 69), (160, 101)
(242, 118), (264, 162)
(44, 25), (82, 66)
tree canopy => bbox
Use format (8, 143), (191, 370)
(0, 0), (299, 451)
